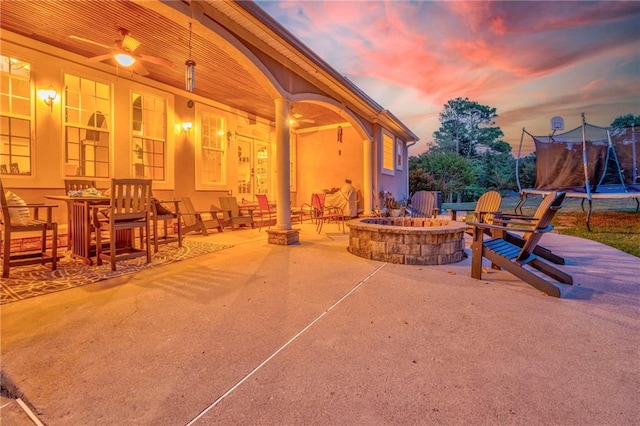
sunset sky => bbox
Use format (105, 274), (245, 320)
(256, 1), (640, 156)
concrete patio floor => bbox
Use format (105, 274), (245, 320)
(1, 223), (639, 425)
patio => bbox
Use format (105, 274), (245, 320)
(1, 224), (639, 424)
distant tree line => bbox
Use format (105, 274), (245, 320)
(408, 97), (634, 202)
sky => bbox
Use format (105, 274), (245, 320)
(255, 0), (640, 156)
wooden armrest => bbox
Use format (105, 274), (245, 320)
(492, 217), (537, 227)
(467, 221), (552, 234)
(494, 213), (536, 220)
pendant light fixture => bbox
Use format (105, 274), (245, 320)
(185, 22), (196, 92)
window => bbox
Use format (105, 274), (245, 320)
(396, 140), (403, 170)
(199, 112), (226, 185)
(131, 92), (166, 180)
(382, 132), (395, 175)
(64, 74), (111, 177)
(0, 55), (32, 175)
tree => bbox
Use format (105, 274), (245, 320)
(610, 114), (640, 129)
(432, 97), (505, 158)
(409, 151), (474, 202)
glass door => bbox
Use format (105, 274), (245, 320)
(236, 135), (271, 201)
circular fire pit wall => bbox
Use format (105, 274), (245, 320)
(346, 217), (467, 265)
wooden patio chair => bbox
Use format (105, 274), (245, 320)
(1, 181), (59, 277)
(492, 194), (566, 265)
(219, 196), (253, 230)
(150, 196), (182, 253)
(180, 197), (223, 236)
(93, 178), (152, 271)
(409, 191), (438, 218)
(464, 190), (502, 235)
(468, 191), (572, 297)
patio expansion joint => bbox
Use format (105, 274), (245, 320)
(184, 262), (389, 425)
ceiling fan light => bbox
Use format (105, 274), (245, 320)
(114, 53), (135, 67)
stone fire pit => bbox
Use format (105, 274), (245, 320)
(346, 217), (467, 265)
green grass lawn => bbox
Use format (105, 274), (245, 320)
(500, 196), (640, 258)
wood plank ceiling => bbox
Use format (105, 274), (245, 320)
(0, 0), (343, 129)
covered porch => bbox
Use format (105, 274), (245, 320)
(0, 0), (417, 242)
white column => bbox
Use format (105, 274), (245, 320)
(363, 138), (374, 215)
(274, 98), (291, 230)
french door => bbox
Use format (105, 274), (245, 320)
(236, 135), (270, 202)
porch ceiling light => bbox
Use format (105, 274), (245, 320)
(185, 22), (196, 92)
(114, 52), (135, 67)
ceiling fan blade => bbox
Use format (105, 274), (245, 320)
(137, 54), (174, 68)
(87, 53), (115, 63)
(69, 35), (113, 50)
(133, 62), (150, 76)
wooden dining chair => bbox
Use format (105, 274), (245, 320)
(93, 178), (152, 271)
(1, 180), (59, 277)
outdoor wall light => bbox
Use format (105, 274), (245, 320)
(114, 52), (135, 67)
(40, 85), (59, 112)
(182, 121), (193, 133)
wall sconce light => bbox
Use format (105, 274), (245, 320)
(226, 131), (234, 145)
(40, 85), (59, 112)
(182, 121), (193, 133)
(337, 125), (343, 143)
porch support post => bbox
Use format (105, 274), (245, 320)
(363, 138), (374, 215)
(274, 98), (292, 231)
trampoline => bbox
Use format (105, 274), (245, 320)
(516, 114), (639, 231)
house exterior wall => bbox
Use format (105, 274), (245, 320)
(295, 125), (364, 209)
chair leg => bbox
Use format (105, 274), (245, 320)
(51, 224), (58, 271)
(145, 223), (151, 264)
(110, 231), (116, 271)
(2, 230), (11, 278)
(95, 228), (102, 266)
(153, 218), (159, 253)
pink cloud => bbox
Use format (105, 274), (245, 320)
(258, 1), (639, 151)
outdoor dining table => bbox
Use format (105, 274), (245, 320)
(46, 195), (132, 265)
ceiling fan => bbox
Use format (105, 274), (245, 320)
(289, 109), (315, 128)
(69, 28), (173, 76)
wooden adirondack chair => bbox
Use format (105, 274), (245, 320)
(219, 196), (253, 230)
(472, 190), (502, 225)
(180, 197), (223, 236)
(468, 191), (572, 297)
(409, 191), (439, 218)
(492, 195), (566, 265)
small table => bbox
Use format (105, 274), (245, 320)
(441, 202), (477, 221)
(46, 195), (130, 265)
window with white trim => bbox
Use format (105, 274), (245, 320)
(64, 74), (111, 177)
(0, 55), (32, 175)
(382, 132), (395, 175)
(131, 92), (166, 180)
(199, 112), (226, 184)
(396, 139), (403, 170)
